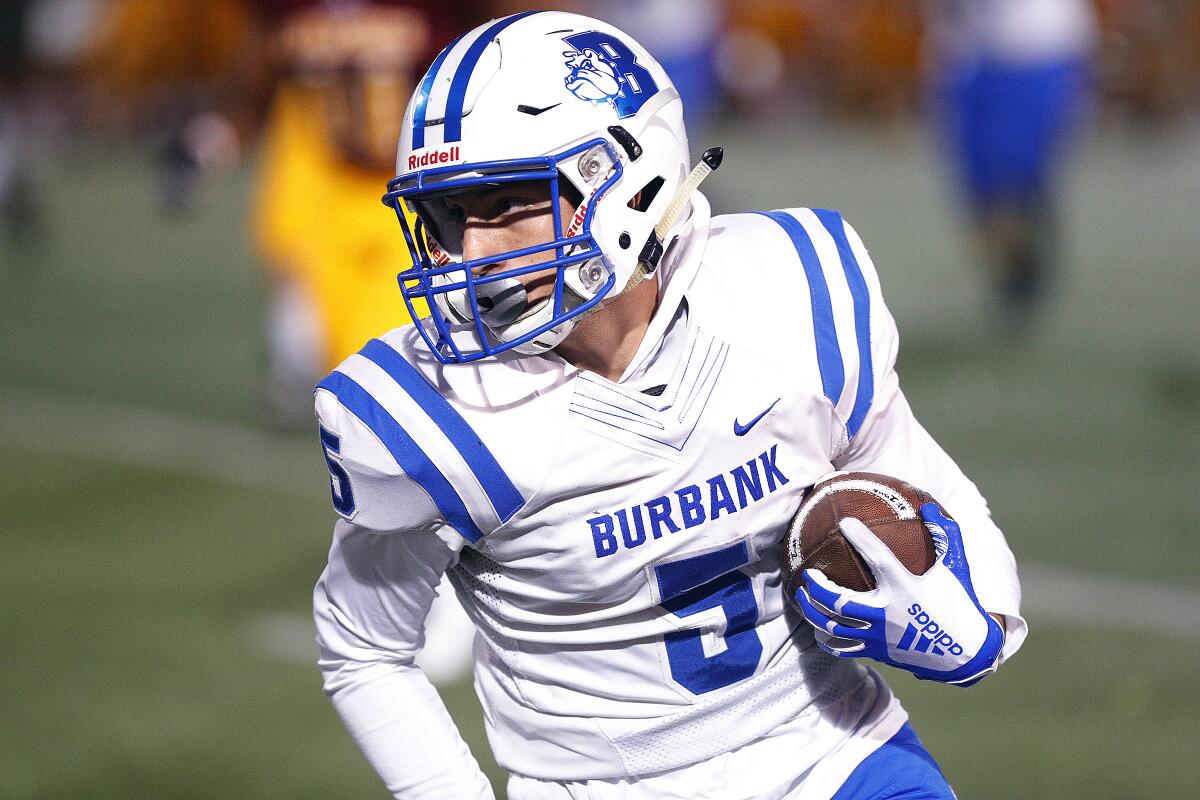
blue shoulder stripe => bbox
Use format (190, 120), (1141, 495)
(813, 209), (874, 439)
(443, 12), (542, 144)
(754, 211), (845, 408)
(411, 35), (464, 150)
(317, 372), (484, 542)
(360, 339), (525, 522)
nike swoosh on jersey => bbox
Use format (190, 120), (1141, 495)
(733, 398), (780, 436)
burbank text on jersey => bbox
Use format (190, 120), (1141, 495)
(309, 10), (1026, 800)
(589, 445), (789, 557)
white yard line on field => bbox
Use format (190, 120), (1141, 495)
(2, 385), (1199, 643)
(1019, 562), (1200, 639)
(0, 384), (323, 497)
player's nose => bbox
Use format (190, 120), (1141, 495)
(461, 219), (506, 272)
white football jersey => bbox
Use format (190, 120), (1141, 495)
(312, 195), (1026, 788)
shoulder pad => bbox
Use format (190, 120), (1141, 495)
(314, 337), (527, 541)
(748, 208), (898, 441)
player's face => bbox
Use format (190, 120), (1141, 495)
(444, 182), (576, 306)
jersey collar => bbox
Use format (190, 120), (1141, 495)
(615, 190), (712, 385)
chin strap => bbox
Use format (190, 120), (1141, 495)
(636, 146), (724, 280)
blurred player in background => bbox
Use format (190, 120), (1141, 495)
(251, 1), (437, 422)
(0, 0), (103, 251)
(88, 0), (255, 165)
(926, 0), (1097, 324)
(92, 0), (485, 420)
(0, 0), (39, 251)
(87, 0), (485, 680)
(256, 0), (485, 682)
(313, 10), (1025, 799)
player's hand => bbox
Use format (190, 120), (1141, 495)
(793, 503), (1005, 686)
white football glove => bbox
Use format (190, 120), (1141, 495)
(793, 503), (1005, 686)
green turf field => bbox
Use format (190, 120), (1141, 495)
(2, 120), (1197, 799)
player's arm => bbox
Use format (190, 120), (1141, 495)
(800, 214), (1025, 684)
(313, 386), (494, 799)
(314, 520), (493, 800)
(827, 367), (1025, 671)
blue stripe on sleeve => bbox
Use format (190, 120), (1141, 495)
(316, 372), (484, 542)
(411, 35), (463, 150)
(754, 211), (845, 408)
(443, 12), (541, 143)
(360, 339), (525, 522)
(813, 209), (874, 439)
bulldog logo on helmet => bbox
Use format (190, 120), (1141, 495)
(560, 31), (660, 119)
(563, 47), (622, 106)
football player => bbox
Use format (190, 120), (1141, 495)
(926, 0), (1096, 322)
(312, 11), (1026, 800)
(252, 1), (437, 421)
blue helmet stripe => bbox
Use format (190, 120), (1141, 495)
(412, 34), (464, 150)
(443, 11), (542, 144)
(316, 372), (484, 542)
(813, 209), (874, 439)
(360, 339), (525, 522)
(754, 211), (845, 408)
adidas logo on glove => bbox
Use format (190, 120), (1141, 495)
(897, 604), (965, 657)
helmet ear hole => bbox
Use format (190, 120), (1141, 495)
(628, 176), (665, 212)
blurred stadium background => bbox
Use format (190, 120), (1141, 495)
(1, 1), (1198, 798)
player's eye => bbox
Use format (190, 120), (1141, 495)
(500, 196), (533, 215)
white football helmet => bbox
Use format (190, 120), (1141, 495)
(383, 10), (691, 363)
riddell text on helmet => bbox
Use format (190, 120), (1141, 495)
(408, 146), (462, 171)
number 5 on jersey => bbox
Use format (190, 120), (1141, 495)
(320, 426), (356, 516)
(653, 540), (763, 695)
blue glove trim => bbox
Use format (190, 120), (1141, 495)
(922, 503), (980, 605)
(908, 613), (1004, 684)
(913, 503), (1005, 684)
(793, 585), (868, 644)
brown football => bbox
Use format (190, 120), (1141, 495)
(783, 472), (940, 597)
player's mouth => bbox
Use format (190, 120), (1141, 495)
(474, 270), (557, 328)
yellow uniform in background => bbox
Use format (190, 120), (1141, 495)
(251, 5), (431, 417)
(253, 82), (425, 372)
